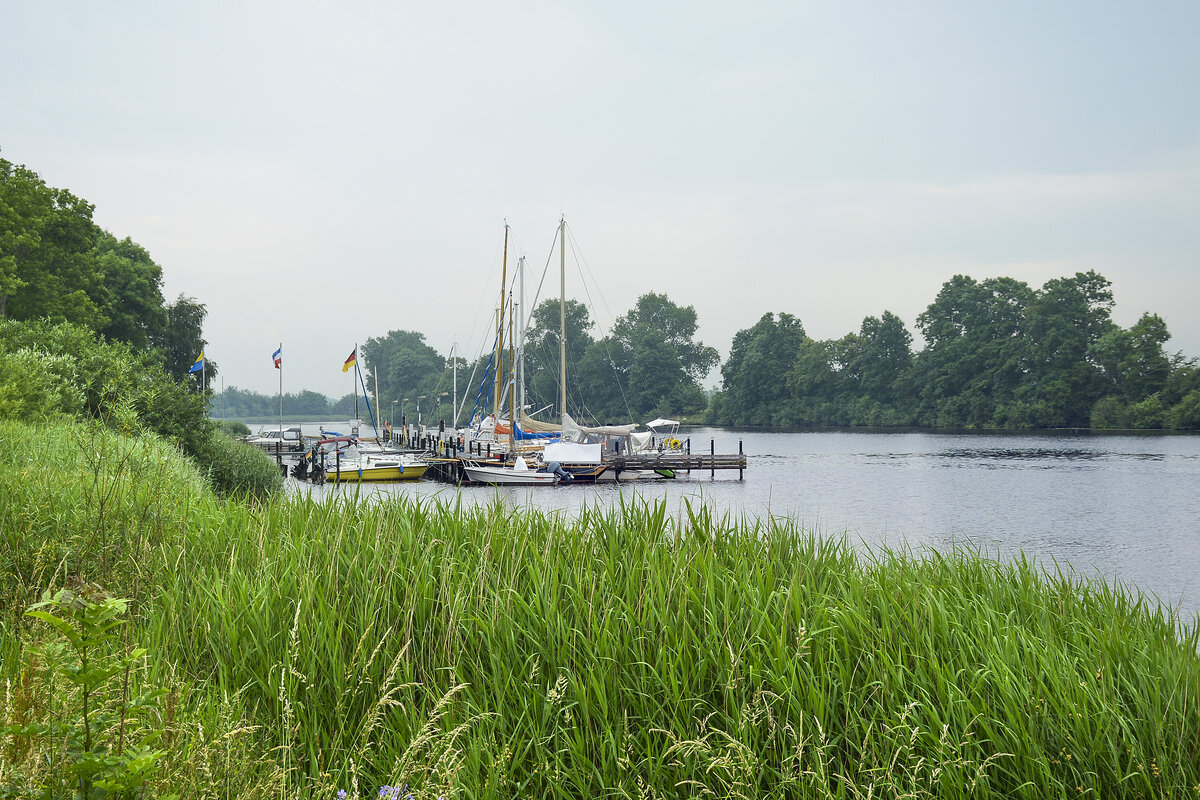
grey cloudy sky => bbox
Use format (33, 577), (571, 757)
(4, 1), (1198, 401)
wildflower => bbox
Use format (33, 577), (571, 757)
(338, 792), (347, 800)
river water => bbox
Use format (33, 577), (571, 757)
(287, 426), (1200, 621)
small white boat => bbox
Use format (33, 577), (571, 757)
(463, 456), (559, 486)
(244, 426), (304, 452)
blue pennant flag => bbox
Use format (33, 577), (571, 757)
(189, 351), (205, 373)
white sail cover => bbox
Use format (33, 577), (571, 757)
(562, 412), (638, 441)
(519, 411), (562, 433)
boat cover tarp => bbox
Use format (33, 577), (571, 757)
(543, 441), (603, 464)
(630, 431), (654, 453)
(519, 412), (562, 433)
(563, 412), (638, 440)
(495, 417), (560, 440)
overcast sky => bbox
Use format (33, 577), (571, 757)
(4, 1), (1198, 401)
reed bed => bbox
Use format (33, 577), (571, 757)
(148, 492), (1200, 798)
(3, 421), (1198, 797)
(0, 418), (209, 618)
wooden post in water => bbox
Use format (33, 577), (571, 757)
(739, 439), (744, 480)
(710, 438), (715, 479)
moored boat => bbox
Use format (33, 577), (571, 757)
(462, 456), (560, 486)
(244, 426), (305, 452)
(323, 453), (428, 482)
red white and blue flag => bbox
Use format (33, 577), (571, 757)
(272, 346), (282, 369)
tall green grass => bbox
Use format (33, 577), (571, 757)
(0, 418), (210, 617)
(3, 421), (1199, 797)
(150, 494), (1200, 798)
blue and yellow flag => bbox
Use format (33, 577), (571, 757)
(188, 352), (205, 373)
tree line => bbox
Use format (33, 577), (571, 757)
(0, 155), (211, 382)
(713, 272), (1200, 430)
(222, 269), (1200, 432)
(212, 291), (720, 426)
(5, 155), (1197, 430)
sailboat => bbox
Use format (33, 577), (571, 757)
(322, 344), (429, 481)
(532, 217), (667, 481)
(459, 218), (671, 483)
(459, 224), (562, 486)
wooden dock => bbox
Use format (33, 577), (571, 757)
(604, 452), (747, 473)
(422, 450), (747, 484)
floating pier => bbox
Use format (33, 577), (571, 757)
(422, 437), (748, 484)
(271, 425), (748, 485)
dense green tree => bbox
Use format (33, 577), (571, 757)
(0, 158), (105, 327)
(1169, 389), (1200, 429)
(210, 387), (336, 419)
(1163, 354), (1200, 409)
(287, 389), (333, 416)
(521, 298), (595, 416)
(1090, 312), (1171, 402)
(915, 275), (1034, 427)
(1, 158), (204, 385)
(331, 393), (358, 418)
(787, 338), (838, 406)
(0, 161), (36, 315)
(572, 337), (631, 424)
(214, 386), (275, 419)
(361, 330), (446, 421)
(159, 294), (213, 386)
(717, 312), (807, 426)
(93, 232), (168, 350)
(851, 311), (914, 406)
(578, 293), (718, 422)
(1014, 270), (1115, 427)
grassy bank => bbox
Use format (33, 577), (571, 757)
(3, 419), (1199, 798)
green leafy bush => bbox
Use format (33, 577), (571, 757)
(1169, 389), (1200, 430)
(192, 429), (283, 499)
(1126, 394), (1166, 429)
(218, 419), (251, 437)
(0, 318), (214, 457)
(0, 418), (209, 615)
(1089, 395), (1127, 429)
(0, 348), (85, 422)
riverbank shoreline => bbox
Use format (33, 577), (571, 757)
(3, 418), (1198, 797)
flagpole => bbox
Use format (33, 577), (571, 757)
(278, 342), (283, 434)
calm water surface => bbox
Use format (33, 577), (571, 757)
(290, 427), (1200, 620)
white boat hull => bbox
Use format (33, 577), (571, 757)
(462, 463), (559, 486)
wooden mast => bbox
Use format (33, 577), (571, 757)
(494, 224), (509, 423)
(508, 293), (516, 456)
(559, 216), (567, 426)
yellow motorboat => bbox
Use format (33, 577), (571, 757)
(323, 454), (428, 482)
